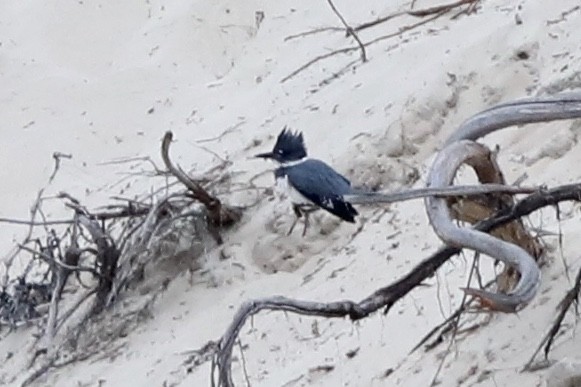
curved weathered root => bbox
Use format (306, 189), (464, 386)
(425, 140), (541, 312)
(444, 92), (581, 145)
(424, 91), (581, 312)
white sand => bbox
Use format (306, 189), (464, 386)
(1, 0), (581, 386)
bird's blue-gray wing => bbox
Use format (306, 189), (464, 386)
(283, 159), (358, 222)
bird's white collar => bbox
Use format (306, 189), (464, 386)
(280, 157), (308, 167)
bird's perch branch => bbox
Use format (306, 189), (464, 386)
(346, 183), (539, 204)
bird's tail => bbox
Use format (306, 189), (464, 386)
(348, 186), (377, 195)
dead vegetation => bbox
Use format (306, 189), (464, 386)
(0, 131), (243, 386)
(282, 0), (481, 83)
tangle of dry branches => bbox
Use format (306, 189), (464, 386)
(0, 131), (245, 386)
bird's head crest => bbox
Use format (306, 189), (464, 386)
(255, 126), (307, 163)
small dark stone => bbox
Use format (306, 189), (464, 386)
(515, 50), (530, 60)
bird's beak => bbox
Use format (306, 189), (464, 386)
(254, 151), (274, 159)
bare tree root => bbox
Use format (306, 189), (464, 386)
(0, 129), (248, 385)
(525, 264), (581, 370)
(346, 183), (539, 204)
(447, 142), (540, 254)
(211, 184), (581, 386)
(426, 140), (541, 312)
(161, 131), (242, 244)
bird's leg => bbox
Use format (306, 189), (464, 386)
(301, 206), (318, 237)
(287, 204), (303, 236)
(302, 212), (309, 237)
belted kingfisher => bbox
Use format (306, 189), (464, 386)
(255, 128), (358, 236)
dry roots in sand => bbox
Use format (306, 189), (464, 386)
(0, 131), (243, 386)
(210, 93), (581, 387)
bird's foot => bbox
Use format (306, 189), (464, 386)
(287, 217), (299, 236)
(287, 205), (317, 237)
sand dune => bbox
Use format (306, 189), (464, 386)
(1, 0), (581, 386)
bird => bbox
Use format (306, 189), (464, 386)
(255, 127), (358, 236)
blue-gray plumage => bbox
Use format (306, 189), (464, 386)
(276, 159), (357, 222)
(256, 128), (358, 235)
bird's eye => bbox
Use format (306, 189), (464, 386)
(277, 149), (284, 154)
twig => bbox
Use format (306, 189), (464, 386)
(237, 340), (251, 387)
(430, 252), (479, 386)
(48, 152), (72, 184)
(1, 201), (150, 227)
(281, 10), (445, 83)
(346, 184), (540, 204)
(97, 155), (163, 174)
(326, 0), (366, 62)
(196, 121), (245, 144)
(55, 288), (98, 333)
(408, 0), (477, 18)
(76, 214), (120, 314)
(555, 204), (572, 282)
(281, 45), (359, 83)
(358, 10), (446, 48)
(2, 189), (45, 286)
(352, 11), (406, 33)
(524, 264), (581, 370)
(0, 218), (74, 226)
(17, 245), (100, 277)
(282, 0), (481, 83)
(284, 26), (343, 41)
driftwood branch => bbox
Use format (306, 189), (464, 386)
(325, 0), (366, 62)
(161, 131), (242, 244)
(443, 93), (581, 145)
(346, 183), (539, 204)
(76, 214), (120, 314)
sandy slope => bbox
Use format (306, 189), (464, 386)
(1, 0), (581, 386)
